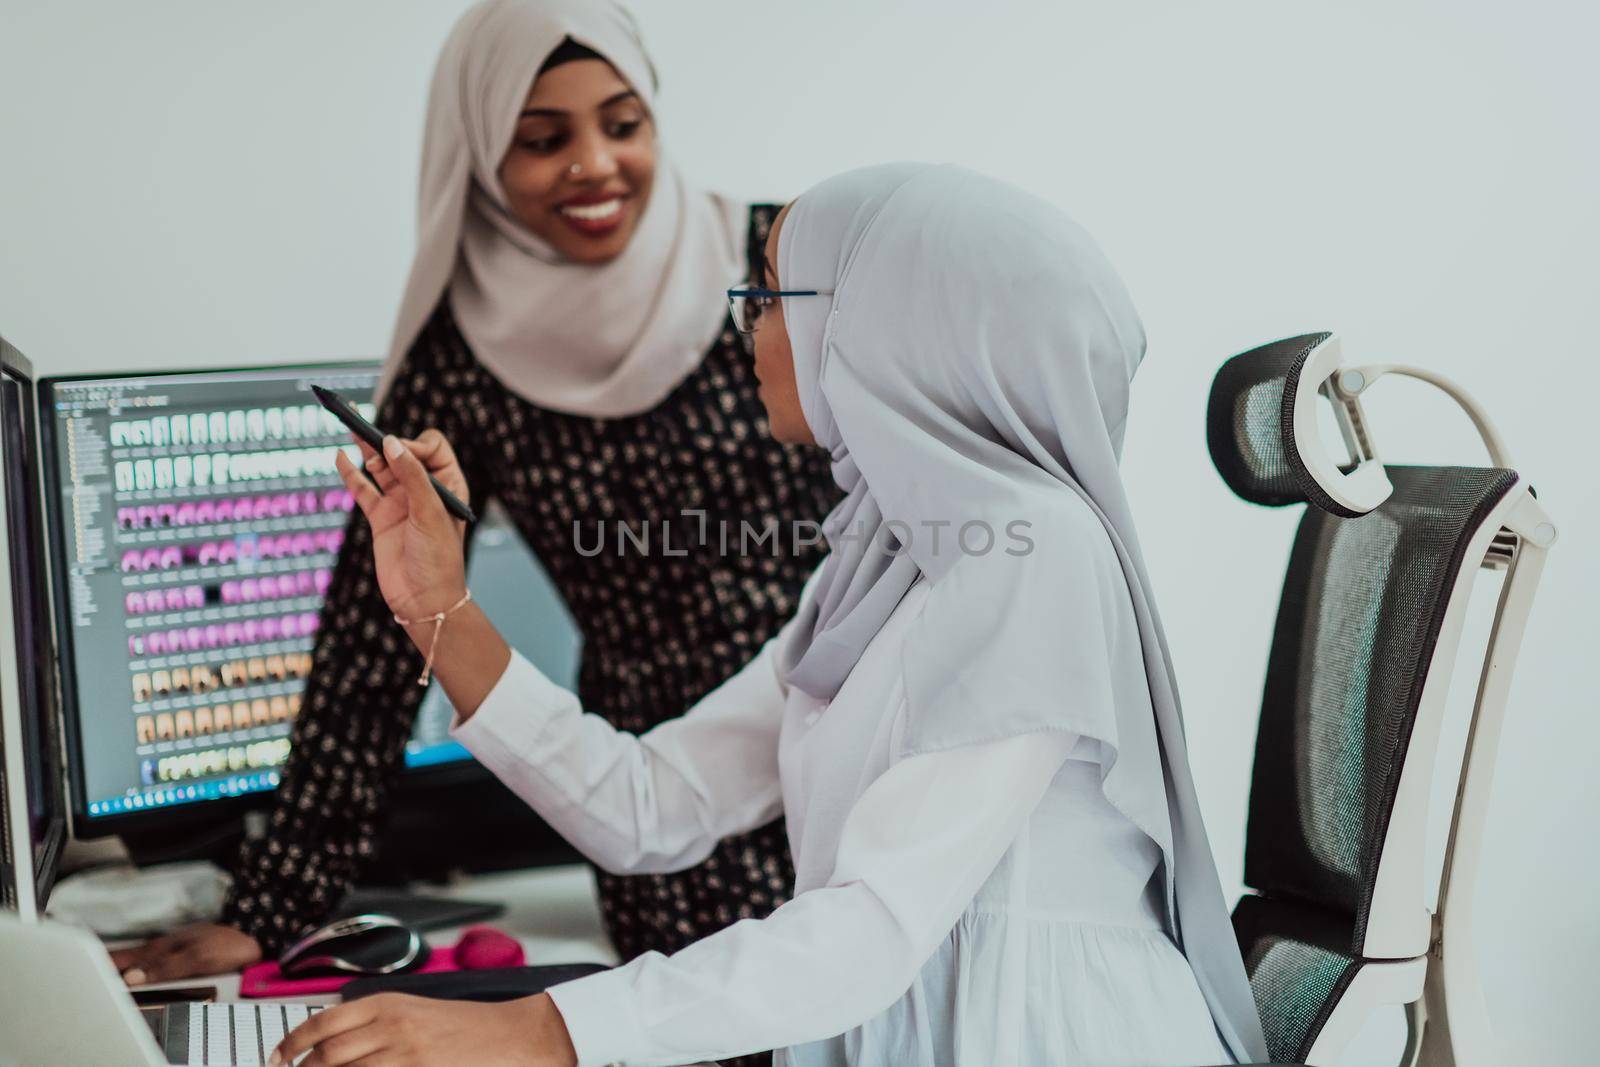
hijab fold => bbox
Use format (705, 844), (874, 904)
(778, 163), (1269, 1065)
(377, 0), (747, 417)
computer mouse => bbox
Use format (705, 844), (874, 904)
(278, 914), (431, 978)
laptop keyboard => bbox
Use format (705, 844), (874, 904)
(166, 1002), (323, 1066)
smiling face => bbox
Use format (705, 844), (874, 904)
(752, 203), (816, 446)
(496, 58), (656, 263)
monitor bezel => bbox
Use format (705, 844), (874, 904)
(0, 337), (70, 915)
(38, 361), (489, 840)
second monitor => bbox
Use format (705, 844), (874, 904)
(39, 361), (580, 839)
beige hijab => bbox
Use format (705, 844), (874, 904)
(376, 0), (748, 416)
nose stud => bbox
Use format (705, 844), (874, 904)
(569, 163), (582, 176)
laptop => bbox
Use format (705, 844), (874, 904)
(0, 911), (319, 1066)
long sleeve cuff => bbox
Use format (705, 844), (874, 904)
(546, 964), (656, 1067)
(449, 648), (573, 759)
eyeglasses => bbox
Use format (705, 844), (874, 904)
(726, 286), (834, 335)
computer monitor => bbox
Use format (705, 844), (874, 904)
(0, 337), (69, 918)
(39, 362), (579, 840)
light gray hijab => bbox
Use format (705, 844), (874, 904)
(376, 0), (747, 416)
(777, 163), (1268, 1064)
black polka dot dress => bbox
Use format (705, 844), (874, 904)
(224, 205), (840, 1003)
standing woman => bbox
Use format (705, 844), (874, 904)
(112, 0), (837, 1006)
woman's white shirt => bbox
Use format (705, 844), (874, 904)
(451, 578), (1229, 1066)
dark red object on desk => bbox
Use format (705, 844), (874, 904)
(453, 925), (526, 970)
(240, 926), (525, 998)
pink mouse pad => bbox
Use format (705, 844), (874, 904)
(240, 945), (461, 998)
(240, 928), (525, 998)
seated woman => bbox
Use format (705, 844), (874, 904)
(275, 163), (1268, 1067)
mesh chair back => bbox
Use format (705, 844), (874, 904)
(1208, 337), (1520, 1061)
(1242, 466), (1517, 933)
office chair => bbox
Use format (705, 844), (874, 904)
(1201, 332), (1556, 1067)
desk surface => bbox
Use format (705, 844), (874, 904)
(137, 863), (619, 1002)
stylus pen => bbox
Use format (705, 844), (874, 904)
(310, 385), (478, 524)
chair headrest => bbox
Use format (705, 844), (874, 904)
(1206, 332), (1393, 517)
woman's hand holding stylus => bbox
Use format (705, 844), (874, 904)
(334, 429), (470, 623)
(334, 429), (510, 718)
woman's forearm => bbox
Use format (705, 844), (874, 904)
(400, 602), (512, 721)
(448, 639), (789, 876)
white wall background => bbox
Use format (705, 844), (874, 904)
(2, 1), (1594, 1061)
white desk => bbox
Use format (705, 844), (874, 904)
(136, 863), (619, 1002)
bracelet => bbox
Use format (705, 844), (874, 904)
(393, 589), (473, 686)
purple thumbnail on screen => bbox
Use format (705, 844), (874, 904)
(147, 631), (166, 655)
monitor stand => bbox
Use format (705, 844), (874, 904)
(333, 886), (504, 932)
(54, 839), (505, 939)
(92, 773), (576, 936)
